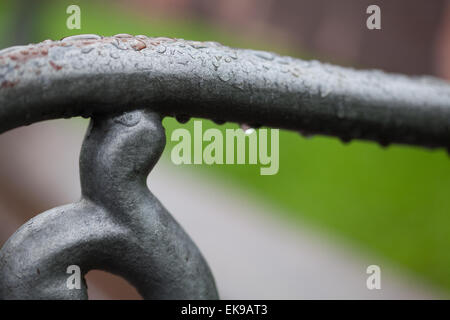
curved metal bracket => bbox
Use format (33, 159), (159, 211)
(0, 110), (218, 299)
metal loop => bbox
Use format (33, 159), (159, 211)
(0, 110), (218, 299)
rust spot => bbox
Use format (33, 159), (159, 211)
(1, 80), (19, 88)
(131, 40), (147, 51)
(49, 60), (62, 71)
(6, 46), (48, 63)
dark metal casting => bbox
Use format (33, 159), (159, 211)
(0, 34), (449, 300)
(0, 110), (218, 299)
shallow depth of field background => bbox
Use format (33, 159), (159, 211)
(1, 0), (450, 299)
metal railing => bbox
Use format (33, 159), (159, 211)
(0, 34), (449, 299)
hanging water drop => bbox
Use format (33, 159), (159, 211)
(176, 114), (190, 124)
(240, 123), (255, 135)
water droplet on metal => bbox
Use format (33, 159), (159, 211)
(213, 119), (225, 125)
(61, 34), (101, 41)
(212, 60), (220, 70)
(205, 41), (221, 47)
(298, 130), (314, 139)
(218, 71), (232, 82)
(157, 45), (167, 54)
(339, 136), (351, 144)
(154, 37), (174, 42)
(190, 41), (207, 49)
(175, 114), (190, 124)
(240, 124), (255, 135)
(254, 51), (275, 61)
(135, 35), (148, 40)
(111, 39), (129, 50)
(378, 137), (390, 148)
(277, 58), (290, 65)
(336, 104), (345, 119)
(229, 51), (238, 60)
(131, 39), (147, 51)
(319, 86), (330, 97)
(114, 33), (133, 38)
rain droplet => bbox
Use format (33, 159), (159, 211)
(218, 71), (232, 82)
(339, 136), (352, 144)
(114, 33), (133, 38)
(240, 123), (255, 135)
(213, 119), (226, 125)
(277, 58), (290, 65)
(175, 114), (190, 124)
(190, 41), (207, 49)
(298, 130), (314, 139)
(336, 104), (346, 119)
(212, 60), (220, 70)
(157, 45), (167, 54)
(229, 51), (238, 60)
(205, 41), (221, 47)
(131, 39), (147, 51)
(154, 37), (174, 42)
(254, 51), (275, 61)
(61, 34), (101, 41)
(319, 85), (331, 97)
(378, 137), (390, 148)
(111, 38), (129, 50)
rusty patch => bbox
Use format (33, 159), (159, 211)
(1, 80), (19, 89)
(6, 47), (48, 64)
(49, 61), (62, 71)
(131, 40), (147, 51)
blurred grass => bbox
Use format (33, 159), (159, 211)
(2, 0), (450, 293)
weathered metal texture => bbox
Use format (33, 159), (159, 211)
(0, 34), (450, 300)
(0, 34), (449, 148)
(0, 110), (218, 299)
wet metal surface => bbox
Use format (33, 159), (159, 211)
(0, 35), (449, 148)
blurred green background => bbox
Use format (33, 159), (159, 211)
(1, 0), (450, 295)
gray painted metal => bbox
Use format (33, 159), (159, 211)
(0, 110), (218, 299)
(0, 34), (449, 148)
(0, 34), (449, 300)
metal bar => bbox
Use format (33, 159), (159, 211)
(1, 34), (449, 148)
